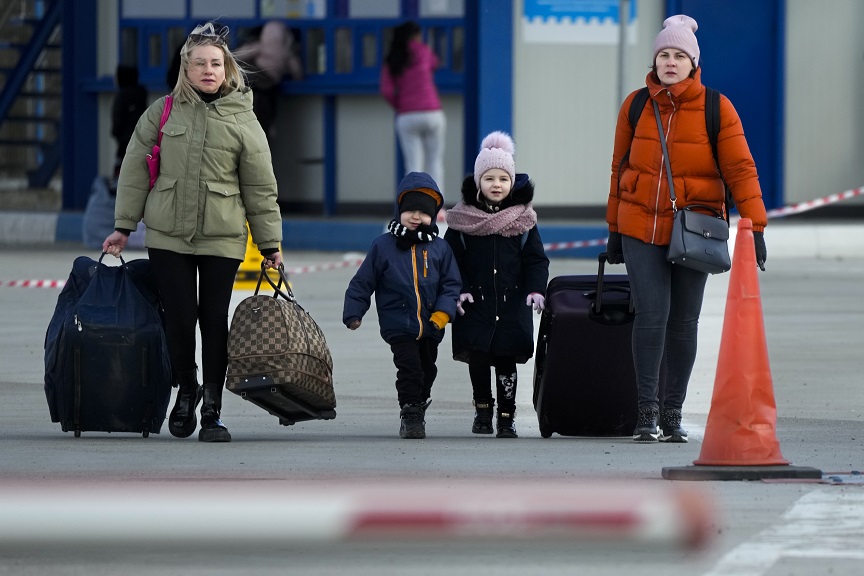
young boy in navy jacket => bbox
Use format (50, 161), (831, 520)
(343, 172), (461, 439)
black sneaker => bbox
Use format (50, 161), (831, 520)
(472, 400), (494, 434)
(399, 404), (426, 439)
(659, 408), (688, 443)
(633, 406), (660, 442)
(496, 411), (518, 438)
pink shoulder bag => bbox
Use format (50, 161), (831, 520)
(146, 95), (173, 189)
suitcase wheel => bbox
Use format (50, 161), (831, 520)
(540, 427), (553, 439)
(142, 431), (149, 438)
(74, 430), (81, 438)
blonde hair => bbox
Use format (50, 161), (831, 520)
(171, 22), (248, 102)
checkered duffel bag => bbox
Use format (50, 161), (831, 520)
(226, 265), (335, 422)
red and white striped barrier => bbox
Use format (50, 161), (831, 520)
(764, 186), (863, 219)
(0, 480), (713, 549)
(2, 187), (861, 288)
(0, 279), (65, 288)
(283, 257), (366, 275)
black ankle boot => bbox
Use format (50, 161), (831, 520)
(168, 368), (202, 438)
(199, 383), (231, 443)
(496, 409), (518, 438)
(472, 399), (494, 434)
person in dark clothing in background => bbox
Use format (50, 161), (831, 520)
(110, 65), (147, 181)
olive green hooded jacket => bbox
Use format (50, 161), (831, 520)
(115, 88), (281, 259)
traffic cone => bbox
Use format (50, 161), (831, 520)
(234, 222), (283, 290)
(694, 217), (785, 466)
(662, 218), (821, 481)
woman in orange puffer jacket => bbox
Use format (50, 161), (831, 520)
(605, 14), (768, 444)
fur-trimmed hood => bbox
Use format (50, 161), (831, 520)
(459, 173), (534, 211)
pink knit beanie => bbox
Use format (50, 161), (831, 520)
(473, 131), (515, 188)
(653, 15), (700, 67)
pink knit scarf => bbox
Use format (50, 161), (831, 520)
(445, 201), (537, 237)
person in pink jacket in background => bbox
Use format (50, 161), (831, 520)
(381, 21), (447, 211)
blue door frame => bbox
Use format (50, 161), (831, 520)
(61, 0), (98, 210)
(668, 0), (784, 210)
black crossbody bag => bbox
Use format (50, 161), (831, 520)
(654, 101), (731, 274)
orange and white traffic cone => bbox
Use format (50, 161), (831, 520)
(662, 218), (822, 481)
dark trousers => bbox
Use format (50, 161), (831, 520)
(390, 338), (439, 407)
(468, 351), (518, 412)
(621, 235), (708, 411)
(147, 249), (241, 386)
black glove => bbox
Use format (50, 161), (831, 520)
(753, 231), (766, 271)
(606, 232), (624, 264)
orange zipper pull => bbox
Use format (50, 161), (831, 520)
(423, 250), (428, 277)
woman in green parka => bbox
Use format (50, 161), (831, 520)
(103, 22), (283, 443)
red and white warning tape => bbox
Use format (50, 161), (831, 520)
(2, 187), (861, 288)
(764, 186), (864, 219)
(283, 257), (366, 275)
(0, 279), (65, 289)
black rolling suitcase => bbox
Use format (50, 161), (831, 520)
(44, 254), (173, 437)
(532, 254), (641, 438)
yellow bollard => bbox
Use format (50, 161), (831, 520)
(234, 223), (285, 290)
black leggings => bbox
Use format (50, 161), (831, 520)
(468, 351), (517, 412)
(147, 249), (241, 386)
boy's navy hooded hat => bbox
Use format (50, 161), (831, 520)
(396, 172), (443, 220)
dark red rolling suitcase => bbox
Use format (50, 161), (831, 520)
(532, 254), (641, 438)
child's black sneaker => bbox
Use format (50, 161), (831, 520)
(399, 404), (426, 439)
(633, 406), (660, 442)
(659, 408), (688, 443)
(496, 410), (518, 438)
(472, 399), (494, 434)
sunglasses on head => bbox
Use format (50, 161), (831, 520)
(189, 24), (229, 45)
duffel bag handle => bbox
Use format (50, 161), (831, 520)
(254, 262), (295, 302)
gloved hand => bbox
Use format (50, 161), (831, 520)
(753, 231), (767, 271)
(456, 293), (474, 316)
(347, 318), (361, 330)
(526, 292), (545, 313)
(430, 311), (450, 330)
(606, 232), (624, 264)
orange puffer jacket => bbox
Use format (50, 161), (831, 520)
(607, 68), (766, 245)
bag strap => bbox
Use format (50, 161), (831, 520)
(254, 262), (295, 302)
(616, 87), (651, 194)
(155, 95), (173, 147)
(704, 87), (734, 218)
(653, 101), (677, 210)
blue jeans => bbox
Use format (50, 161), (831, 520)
(621, 235), (708, 411)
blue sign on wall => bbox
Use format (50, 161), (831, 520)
(523, 0), (637, 44)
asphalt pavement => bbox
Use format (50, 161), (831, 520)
(0, 241), (862, 575)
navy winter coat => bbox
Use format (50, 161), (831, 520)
(343, 234), (461, 344)
(344, 171), (461, 344)
(444, 174), (549, 364)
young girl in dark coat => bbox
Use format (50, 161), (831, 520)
(444, 132), (550, 438)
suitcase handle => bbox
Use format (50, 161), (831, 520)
(255, 263), (296, 302)
(595, 253), (634, 315)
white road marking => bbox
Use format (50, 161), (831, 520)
(703, 490), (864, 576)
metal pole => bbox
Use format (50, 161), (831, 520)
(617, 0), (630, 107)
